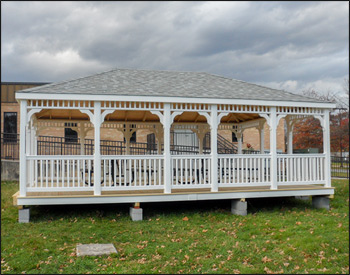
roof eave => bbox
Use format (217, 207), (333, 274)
(15, 92), (337, 109)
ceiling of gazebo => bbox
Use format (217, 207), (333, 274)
(35, 109), (260, 124)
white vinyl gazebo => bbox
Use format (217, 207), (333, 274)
(13, 68), (336, 222)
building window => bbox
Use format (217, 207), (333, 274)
(124, 132), (137, 143)
(232, 132), (243, 142)
(147, 133), (156, 150)
(65, 128), (78, 143)
(3, 112), (17, 142)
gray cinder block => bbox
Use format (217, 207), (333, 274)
(19, 208), (30, 223)
(231, 199), (247, 216)
(312, 196), (330, 210)
(129, 207), (143, 221)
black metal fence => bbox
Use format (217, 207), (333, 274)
(1, 133), (19, 160)
(331, 156), (349, 179)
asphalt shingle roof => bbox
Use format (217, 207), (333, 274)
(18, 68), (328, 103)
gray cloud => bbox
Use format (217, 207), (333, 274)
(1, 1), (349, 96)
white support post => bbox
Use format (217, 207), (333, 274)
(194, 129), (207, 155)
(25, 119), (32, 184)
(323, 110), (331, 187)
(236, 130), (243, 154)
(26, 121), (31, 155)
(211, 105), (218, 192)
(270, 107), (278, 190)
(157, 137), (163, 154)
(285, 117), (294, 154)
(258, 121), (265, 154)
(153, 124), (163, 155)
(34, 130), (38, 155)
(125, 134), (131, 155)
(29, 119), (35, 187)
(79, 123), (86, 155)
(163, 103), (171, 193)
(19, 100), (27, 197)
(93, 102), (102, 196)
(198, 135), (204, 154)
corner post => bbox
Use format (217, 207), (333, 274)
(323, 110), (331, 187)
(211, 105), (218, 192)
(270, 107), (278, 190)
(19, 100), (28, 197)
(163, 103), (172, 193)
(94, 102), (102, 195)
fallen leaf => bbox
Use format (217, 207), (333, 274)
(262, 256), (272, 263)
(182, 217), (189, 221)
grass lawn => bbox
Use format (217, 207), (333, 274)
(1, 179), (349, 274)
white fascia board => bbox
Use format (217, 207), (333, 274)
(16, 188), (334, 205)
(16, 92), (337, 109)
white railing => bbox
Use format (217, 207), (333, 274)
(218, 155), (271, 187)
(101, 155), (164, 190)
(25, 153), (327, 194)
(171, 155), (211, 188)
(26, 155), (94, 192)
(277, 154), (326, 185)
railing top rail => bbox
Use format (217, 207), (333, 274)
(278, 153), (326, 158)
(27, 155), (94, 160)
(171, 155), (211, 159)
(218, 154), (270, 158)
(101, 155), (164, 160)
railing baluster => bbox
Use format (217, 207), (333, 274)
(159, 159), (162, 186)
(139, 159), (142, 186)
(189, 158), (193, 186)
(143, 159), (146, 186)
(194, 158), (197, 185)
(67, 159), (70, 187)
(51, 159), (54, 187)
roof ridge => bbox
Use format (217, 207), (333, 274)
(23, 68), (209, 92)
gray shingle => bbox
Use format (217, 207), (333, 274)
(17, 68), (329, 103)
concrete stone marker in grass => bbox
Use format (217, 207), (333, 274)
(76, 244), (117, 256)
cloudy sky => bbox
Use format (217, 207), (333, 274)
(1, 1), (349, 98)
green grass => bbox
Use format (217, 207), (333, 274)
(1, 180), (349, 274)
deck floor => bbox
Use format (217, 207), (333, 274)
(24, 184), (331, 198)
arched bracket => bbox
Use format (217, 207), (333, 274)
(255, 120), (266, 131)
(27, 108), (42, 126)
(80, 109), (94, 124)
(101, 110), (115, 124)
(171, 111), (184, 123)
(150, 111), (164, 125)
(277, 114), (287, 125)
(217, 112), (229, 125)
(198, 111), (211, 126)
(259, 113), (271, 127)
(314, 115), (325, 129)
